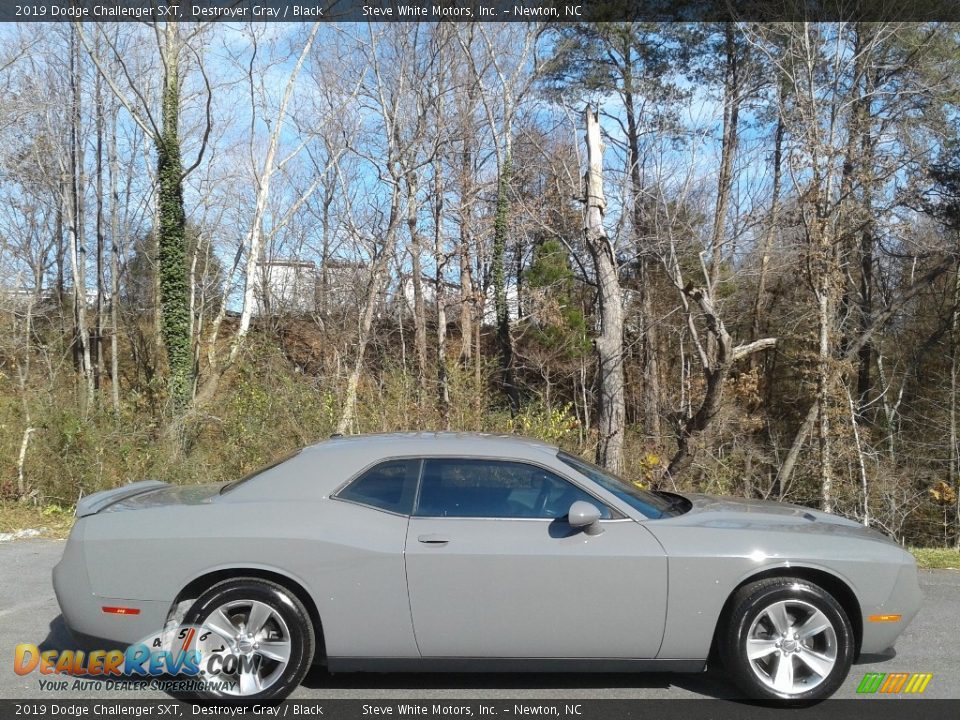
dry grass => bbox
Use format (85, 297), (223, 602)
(910, 547), (960, 570)
(0, 503), (74, 540)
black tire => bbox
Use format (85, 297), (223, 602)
(182, 577), (315, 701)
(719, 577), (854, 702)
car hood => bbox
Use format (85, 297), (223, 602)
(665, 492), (895, 543)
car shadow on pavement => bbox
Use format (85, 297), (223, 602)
(300, 666), (738, 699)
(856, 650), (897, 664)
(38, 615), (76, 653)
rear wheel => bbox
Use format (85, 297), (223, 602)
(720, 577), (854, 702)
(183, 578), (314, 700)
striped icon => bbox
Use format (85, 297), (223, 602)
(857, 672), (933, 694)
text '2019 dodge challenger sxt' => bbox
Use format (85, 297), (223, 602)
(53, 433), (921, 702)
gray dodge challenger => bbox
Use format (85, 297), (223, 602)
(53, 433), (921, 702)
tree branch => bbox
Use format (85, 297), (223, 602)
(733, 337), (778, 362)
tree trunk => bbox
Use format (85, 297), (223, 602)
(775, 401), (819, 496)
(157, 22), (191, 414)
(55, 177), (65, 308)
(188, 232), (199, 385)
(226, 22), (319, 369)
(857, 222), (875, 413)
(584, 106), (625, 473)
(816, 281), (834, 513)
(433, 159), (450, 426)
(405, 172), (428, 393)
(622, 45), (661, 442)
(15, 295), (36, 498)
(94, 60), (106, 391)
(952, 262), (960, 548)
(845, 383), (870, 525)
(492, 153), (519, 413)
(69, 27), (95, 412)
(319, 165), (334, 317)
(458, 144), (474, 367)
(709, 23), (741, 291)
(849, 31), (877, 416)
(336, 259), (387, 435)
(107, 93), (121, 414)
(752, 98), (784, 348)
(16, 427), (35, 498)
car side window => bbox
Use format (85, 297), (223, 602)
(414, 459), (612, 520)
(335, 459), (420, 515)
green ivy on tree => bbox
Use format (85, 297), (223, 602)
(157, 62), (191, 413)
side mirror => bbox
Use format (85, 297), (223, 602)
(567, 501), (603, 535)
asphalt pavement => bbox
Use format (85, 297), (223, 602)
(1, 539), (957, 701)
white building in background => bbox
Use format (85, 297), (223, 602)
(393, 276), (518, 325)
(253, 260), (318, 316)
(252, 258), (369, 317)
(482, 281), (519, 324)
(0, 285), (100, 311)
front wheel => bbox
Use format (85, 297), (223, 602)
(183, 577), (315, 700)
(720, 577), (854, 702)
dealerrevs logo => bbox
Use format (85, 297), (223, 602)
(13, 624), (254, 683)
(857, 672), (934, 694)
(14, 641), (200, 677)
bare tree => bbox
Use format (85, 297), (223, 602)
(656, 210), (777, 478)
(583, 106), (625, 472)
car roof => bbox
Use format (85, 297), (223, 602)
(220, 432), (568, 501)
(301, 432), (560, 461)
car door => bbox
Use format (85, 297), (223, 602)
(324, 457), (422, 658)
(404, 457), (668, 659)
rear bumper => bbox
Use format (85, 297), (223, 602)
(859, 560), (923, 655)
(53, 520), (171, 647)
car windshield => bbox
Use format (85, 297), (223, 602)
(557, 452), (685, 519)
(220, 449), (302, 494)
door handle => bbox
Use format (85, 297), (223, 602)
(417, 534), (450, 545)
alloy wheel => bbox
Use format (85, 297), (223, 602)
(197, 598), (293, 696)
(744, 598), (838, 695)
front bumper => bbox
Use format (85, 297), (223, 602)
(52, 520), (170, 647)
(859, 559), (923, 655)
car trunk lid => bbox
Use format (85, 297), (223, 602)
(75, 481), (169, 517)
(76, 481), (222, 517)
